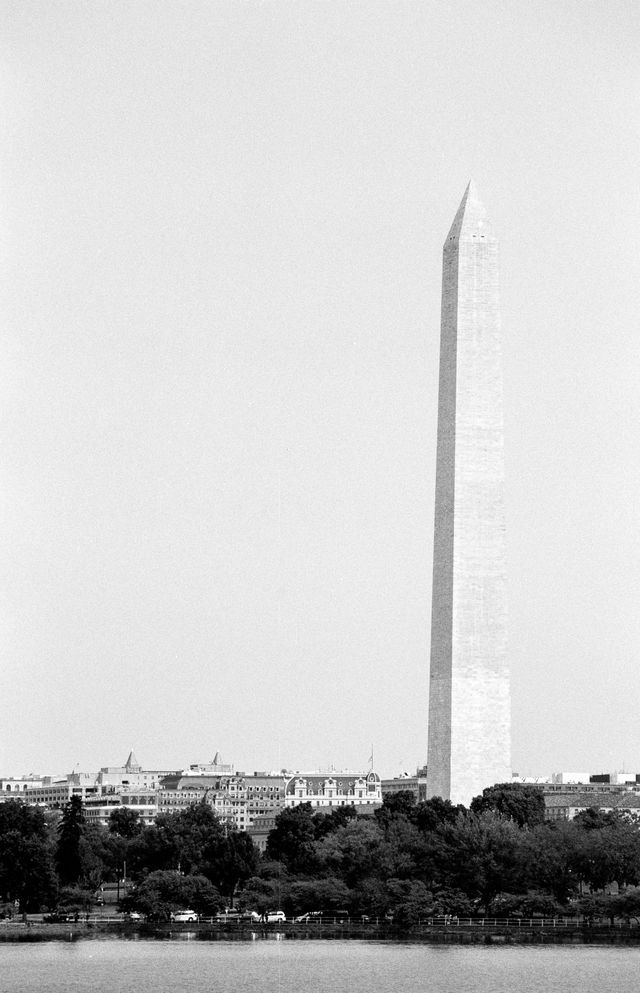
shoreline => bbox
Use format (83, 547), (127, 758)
(3, 920), (640, 945)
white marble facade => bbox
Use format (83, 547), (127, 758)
(426, 182), (511, 807)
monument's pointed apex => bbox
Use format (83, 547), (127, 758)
(445, 180), (493, 244)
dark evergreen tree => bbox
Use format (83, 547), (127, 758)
(55, 795), (85, 886)
(205, 830), (259, 905)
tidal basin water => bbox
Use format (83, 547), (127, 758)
(2, 937), (640, 993)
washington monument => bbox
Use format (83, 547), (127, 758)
(426, 181), (511, 807)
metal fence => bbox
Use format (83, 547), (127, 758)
(21, 914), (640, 929)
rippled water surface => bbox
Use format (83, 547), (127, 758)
(2, 938), (640, 993)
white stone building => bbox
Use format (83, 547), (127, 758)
(284, 771), (382, 809)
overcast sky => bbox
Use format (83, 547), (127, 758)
(1, 1), (639, 781)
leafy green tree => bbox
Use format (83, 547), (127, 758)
(237, 871), (289, 915)
(127, 802), (224, 877)
(127, 823), (168, 878)
(315, 818), (386, 887)
(57, 884), (95, 913)
(284, 876), (352, 916)
(386, 879), (435, 924)
(574, 822), (640, 891)
(350, 876), (388, 916)
(611, 886), (640, 923)
(577, 893), (618, 925)
(430, 887), (476, 916)
(123, 869), (222, 920)
(55, 796), (86, 886)
(573, 807), (623, 831)
(0, 803), (58, 912)
(266, 804), (317, 874)
(78, 824), (113, 890)
(0, 803), (58, 913)
(316, 815), (433, 892)
(414, 797), (466, 832)
(490, 890), (563, 918)
(312, 805), (358, 840)
(203, 830), (259, 905)
(97, 830), (129, 882)
(125, 802), (258, 906)
(375, 791), (416, 828)
(155, 801), (226, 874)
(109, 808), (141, 839)
(438, 812), (527, 912)
(522, 822), (582, 904)
(380, 817), (428, 880)
(470, 783), (545, 827)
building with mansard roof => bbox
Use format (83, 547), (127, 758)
(284, 771), (382, 810)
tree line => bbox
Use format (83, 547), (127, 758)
(0, 796), (256, 918)
(3, 784), (640, 923)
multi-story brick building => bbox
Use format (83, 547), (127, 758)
(158, 770), (289, 832)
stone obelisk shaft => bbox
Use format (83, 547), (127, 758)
(426, 182), (511, 807)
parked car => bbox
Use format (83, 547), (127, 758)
(126, 912), (143, 922)
(215, 909), (242, 922)
(171, 909), (199, 922)
(317, 909), (349, 922)
(294, 911), (323, 923)
(263, 910), (286, 923)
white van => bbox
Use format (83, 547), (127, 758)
(171, 909), (198, 922)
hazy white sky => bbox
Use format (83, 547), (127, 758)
(1, 1), (639, 780)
